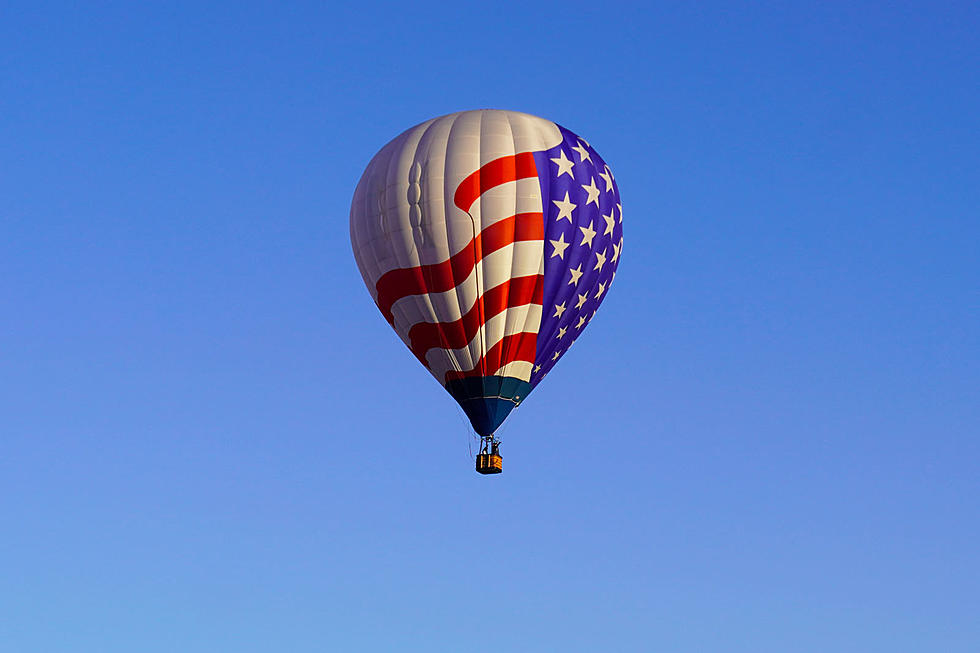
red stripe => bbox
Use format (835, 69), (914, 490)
(453, 152), (538, 212)
(443, 332), (539, 382)
(408, 274), (543, 364)
(375, 212), (543, 323)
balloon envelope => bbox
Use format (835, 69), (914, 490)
(350, 110), (623, 435)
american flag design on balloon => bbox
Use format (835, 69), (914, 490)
(350, 110), (622, 437)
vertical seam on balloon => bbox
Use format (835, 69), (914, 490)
(380, 133), (414, 349)
(473, 110), (489, 380)
(389, 123), (435, 356)
(441, 111), (470, 378)
(500, 110), (524, 393)
(507, 113), (544, 390)
(350, 149), (383, 301)
(427, 114), (462, 378)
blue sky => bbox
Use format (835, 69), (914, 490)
(1, 2), (977, 651)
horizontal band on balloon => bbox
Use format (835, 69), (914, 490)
(446, 376), (532, 404)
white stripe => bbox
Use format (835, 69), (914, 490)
(491, 360), (534, 382)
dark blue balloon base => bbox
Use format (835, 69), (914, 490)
(445, 376), (532, 436)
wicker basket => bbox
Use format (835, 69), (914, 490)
(475, 453), (503, 474)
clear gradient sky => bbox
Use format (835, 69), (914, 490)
(2, 2), (978, 651)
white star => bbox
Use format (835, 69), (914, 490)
(617, 202), (622, 223)
(595, 281), (606, 299)
(581, 177), (600, 207)
(556, 326), (567, 339)
(552, 350), (561, 361)
(575, 291), (589, 309)
(612, 240), (622, 263)
(553, 301), (566, 318)
(571, 140), (592, 163)
(568, 263), (584, 286)
(578, 220), (597, 248)
(550, 149), (575, 178)
(594, 247), (607, 272)
(599, 168), (614, 192)
(575, 315), (587, 329)
(552, 192), (576, 223)
(604, 163), (614, 179)
(602, 209), (615, 236)
(534, 364), (541, 373)
(549, 232), (570, 259)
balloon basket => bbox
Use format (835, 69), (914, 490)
(475, 436), (503, 475)
(476, 453), (503, 474)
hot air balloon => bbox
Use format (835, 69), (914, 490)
(350, 110), (623, 473)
